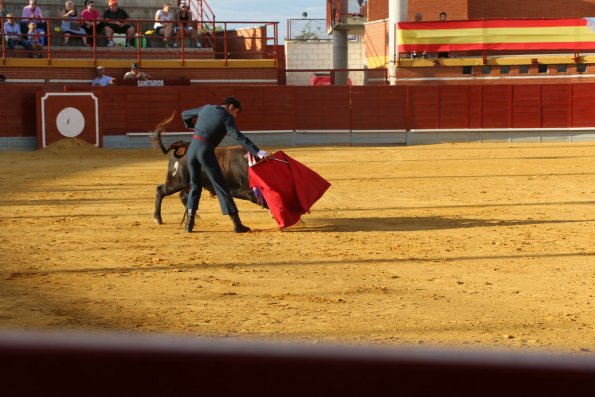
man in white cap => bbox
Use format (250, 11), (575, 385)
(123, 62), (150, 80)
(91, 65), (114, 86)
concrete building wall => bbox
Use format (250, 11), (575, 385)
(285, 40), (365, 85)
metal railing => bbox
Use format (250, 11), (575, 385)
(327, 0), (368, 30)
(1, 16), (278, 65)
(189, 0), (215, 38)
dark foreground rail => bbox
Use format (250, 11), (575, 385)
(1, 331), (594, 396)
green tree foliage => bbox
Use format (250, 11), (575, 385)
(294, 21), (324, 41)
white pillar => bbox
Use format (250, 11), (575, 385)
(388, 0), (407, 85)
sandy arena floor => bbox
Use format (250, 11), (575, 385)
(1, 139), (594, 355)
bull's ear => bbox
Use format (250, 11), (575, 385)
(174, 147), (187, 158)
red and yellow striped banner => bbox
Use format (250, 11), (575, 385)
(398, 19), (595, 52)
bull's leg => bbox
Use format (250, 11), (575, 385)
(154, 183), (184, 224)
(179, 190), (189, 207)
(231, 188), (268, 209)
(154, 184), (167, 224)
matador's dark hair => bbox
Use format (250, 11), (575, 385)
(223, 96), (242, 112)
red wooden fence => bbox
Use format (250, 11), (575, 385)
(3, 84), (595, 139)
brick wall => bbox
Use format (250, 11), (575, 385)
(219, 26), (273, 59)
(468, 0), (595, 19)
(372, 0), (595, 21)
(368, 0), (388, 22)
(408, 0), (469, 21)
(364, 20), (388, 68)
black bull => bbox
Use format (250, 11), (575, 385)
(151, 116), (266, 224)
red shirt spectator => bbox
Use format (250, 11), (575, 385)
(81, 1), (100, 45)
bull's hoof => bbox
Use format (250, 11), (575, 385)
(154, 218), (163, 225)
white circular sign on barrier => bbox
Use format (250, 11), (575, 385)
(56, 107), (85, 138)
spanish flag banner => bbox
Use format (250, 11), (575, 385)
(398, 19), (595, 52)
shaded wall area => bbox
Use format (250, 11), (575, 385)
(0, 85), (409, 139)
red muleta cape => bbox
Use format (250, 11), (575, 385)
(248, 151), (331, 229)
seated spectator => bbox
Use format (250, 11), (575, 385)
(27, 21), (43, 57)
(20, 0), (44, 38)
(4, 13), (32, 52)
(123, 62), (150, 80)
(61, 1), (88, 46)
(102, 0), (135, 47)
(437, 11), (449, 58)
(0, 0), (9, 18)
(0, 0), (8, 43)
(154, 3), (174, 48)
(92, 65), (114, 86)
(81, 0), (100, 45)
(176, 1), (201, 48)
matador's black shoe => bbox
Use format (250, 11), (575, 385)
(230, 212), (250, 233)
(185, 209), (196, 233)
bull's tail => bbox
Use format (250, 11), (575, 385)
(150, 112), (175, 154)
(150, 112), (190, 158)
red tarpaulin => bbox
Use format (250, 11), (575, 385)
(248, 151), (331, 229)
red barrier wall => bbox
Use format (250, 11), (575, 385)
(571, 84), (595, 127)
(294, 87), (351, 130)
(351, 86), (407, 130)
(0, 86), (39, 137)
(542, 84), (571, 128)
(4, 83), (595, 140)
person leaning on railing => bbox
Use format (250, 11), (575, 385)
(92, 65), (115, 86)
(123, 62), (150, 80)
